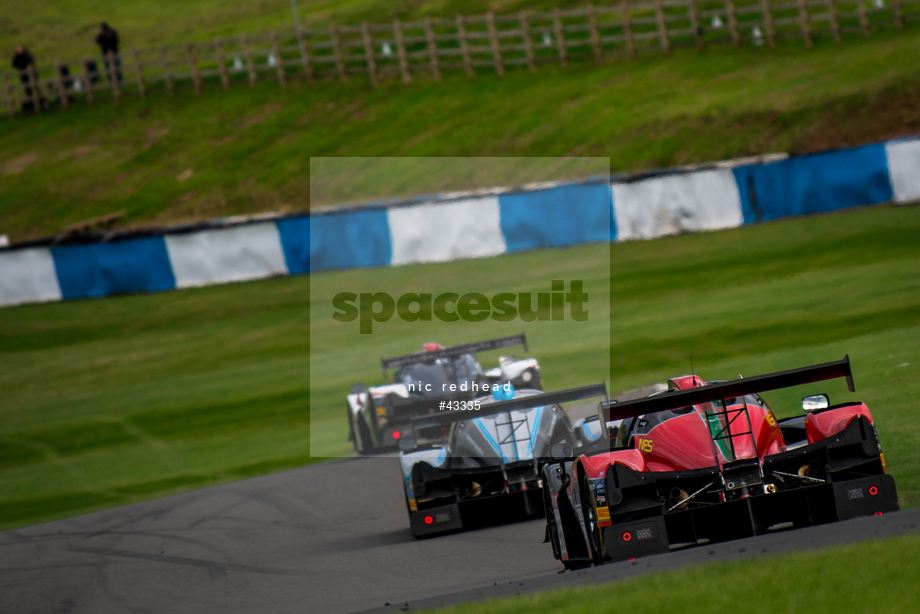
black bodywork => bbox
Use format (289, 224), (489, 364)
(400, 384), (609, 537)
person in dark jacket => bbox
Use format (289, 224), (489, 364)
(95, 22), (119, 54)
(11, 46), (40, 109)
(12, 45), (34, 81)
(95, 23), (122, 82)
(11, 45), (33, 69)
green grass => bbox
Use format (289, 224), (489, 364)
(423, 532), (920, 614)
(1, 203), (918, 530)
(2, 30), (920, 241)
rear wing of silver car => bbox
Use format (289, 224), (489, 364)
(409, 382), (608, 433)
(380, 333), (529, 375)
(600, 356), (855, 424)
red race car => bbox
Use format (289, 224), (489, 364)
(542, 356), (899, 568)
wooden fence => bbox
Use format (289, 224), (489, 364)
(3, 0), (919, 117)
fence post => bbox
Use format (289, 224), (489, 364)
(186, 44), (201, 94)
(520, 11), (536, 73)
(857, 0), (869, 37)
(725, 0), (740, 47)
(424, 18), (441, 81)
(486, 12), (505, 76)
(456, 15), (474, 77)
(689, 0), (705, 50)
(27, 64), (41, 113)
(621, 1), (636, 58)
(133, 49), (147, 98)
(826, 0), (841, 43)
(892, 0), (904, 30)
(242, 36), (257, 86)
(760, 0), (776, 48)
(330, 25), (347, 82)
(272, 32), (286, 86)
(214, 38), (229, 91)
(655, 0), (672, 54)
(361, 22), (378, 87)
(296, 27), (313, 81)
(394, 20), (411, 84)
(53, 60), (69, 109)
(3, 72), (14, 117)
(82, 58), (95, 103)
(553, 8), (567, 66)
(160, 47), (173, 96)
(107, 51), (121, 102)
(797, 0), (813, 48)
(587, 5), (603, 63)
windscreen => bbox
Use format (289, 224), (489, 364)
(396, 355), (483, 396)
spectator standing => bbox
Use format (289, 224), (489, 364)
(95, 22), (122, 82)
(11, 45), (40, 111)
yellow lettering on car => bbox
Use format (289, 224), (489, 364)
(376, 405), (387, 417)
(638, 438), (653, 453)
(765, 412), (777, 428)
(597, 506), (610, 521)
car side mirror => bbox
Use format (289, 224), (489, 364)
(549, 442), (574, 461)
(802, 394), (829, 412)
(398, 435), (418, 452)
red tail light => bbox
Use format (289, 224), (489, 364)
(622, 531), (633, 542)
(869, 486), (878, 496)
(392, 430), (401, 439)
(424, 516), (434, 524)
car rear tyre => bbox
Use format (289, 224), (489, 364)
(351, 411), (374, 454)
(543, 485), (563, 560)
(579, 471), (603, 565)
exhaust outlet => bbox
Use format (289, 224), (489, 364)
(669, 487), (689, 510)
(798, 460), (819, 478)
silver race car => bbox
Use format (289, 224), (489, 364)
(347, 334), (544, 454)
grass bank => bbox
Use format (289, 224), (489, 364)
(2, 0), (636, 61)
(425, 532), (920, 614)
(1, 31), (919, 241)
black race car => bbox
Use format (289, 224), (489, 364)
(397, 383), (609, 537)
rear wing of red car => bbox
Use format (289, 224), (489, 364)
(409, 382), (608, 432)
(600, 356), (855, 423)
(381, 333), (528, 375)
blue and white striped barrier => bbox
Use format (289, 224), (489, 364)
(1, 137), (918, 307)
(611, 168), (743, 240)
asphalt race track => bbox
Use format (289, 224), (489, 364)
(1, 455), (918, 614)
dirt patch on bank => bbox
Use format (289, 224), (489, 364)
(239, 102), (284, 130)
(788, 81), (920, 154)
(1, 151), (39, 175)
(621, 78), (920, 170)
